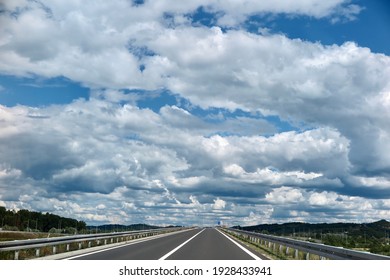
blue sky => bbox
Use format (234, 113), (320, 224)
(0, 0), (390, 226)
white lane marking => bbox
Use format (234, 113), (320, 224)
(159, 228), (206, 260)
(65, 229), (194, 260)
(216, 228), (262, 260)
(65, 236), (160, 260)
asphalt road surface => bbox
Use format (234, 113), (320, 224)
(69, 228), (267, 260)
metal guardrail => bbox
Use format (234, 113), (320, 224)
(0, 227), (185, 260)
(224, 228), (390, 260)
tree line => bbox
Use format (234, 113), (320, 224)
(0, 206), (86, 233)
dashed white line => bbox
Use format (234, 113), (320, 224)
(63, 229), (195, 260)
(159, 228), (206, 260)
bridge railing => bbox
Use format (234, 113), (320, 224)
(223, 227), (390, 260)
(0, 227), (185, 260)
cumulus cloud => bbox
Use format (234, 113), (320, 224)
(0, 0), (389, 226)
(150, 29), (390, 178)
(265, 187), (390, 223)
(0, 93), (388, 225)
(213, 198), (226, 210)
(0, 0), (365, 87)
(265, 187), (304, 204)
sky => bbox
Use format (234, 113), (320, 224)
(0, 0), (390, 227)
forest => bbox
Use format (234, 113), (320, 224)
(0, 206), (86, 234)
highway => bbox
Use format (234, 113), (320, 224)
(69, 228), (267, 260)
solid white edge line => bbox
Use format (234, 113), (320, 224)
(159, 228), (205, 260)
(65, 235), (161, 260)
(216, 228), (261, 260)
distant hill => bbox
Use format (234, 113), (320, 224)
(86, 223), (181, 232)
(234, 220), (390, 255)
(234, 219), (390, 239)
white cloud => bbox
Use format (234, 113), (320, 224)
(240, 208), (274, 226)
(0, 1), (366, 89)
(353, 176), (390, 189)
(148, 28), (389, 176)
(144, 0), (360, 25)
(207, 128), (350, 178)
(1, 96), (388, 224)
(1, 0), (390, 226)
(0, 167), (22, 179)
(213, 198), (226, 210)
(265, 187), (390, 222)
(330, 4), (364, 23)
(309, 191), (339, 206)
(96, 204), (106, 210)
(289, 210), (310, 222)
(265, 187), (304, 204)
(223, 164), (323, 184)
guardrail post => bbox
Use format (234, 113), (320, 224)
(79, 242), (82, 250)
(306, 252), (310, 260)
(15, 250), (19, 260)
(286, 247), (289, 255)
(66, 244), (70, 251)
(104, 239), (107, 245)
(88, 241), (91, 248)
(36, 248), (40, 257)
(53, 246), (57, 254)
(295, 249), (299, 259)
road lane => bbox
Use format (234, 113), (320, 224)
(70, 227), (266, 260)
(166, 228), (263, 260)
(159, 228), (206, 259)
(71, 228), (203, 260)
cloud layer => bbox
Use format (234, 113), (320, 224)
(1, 0), (390, 226)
